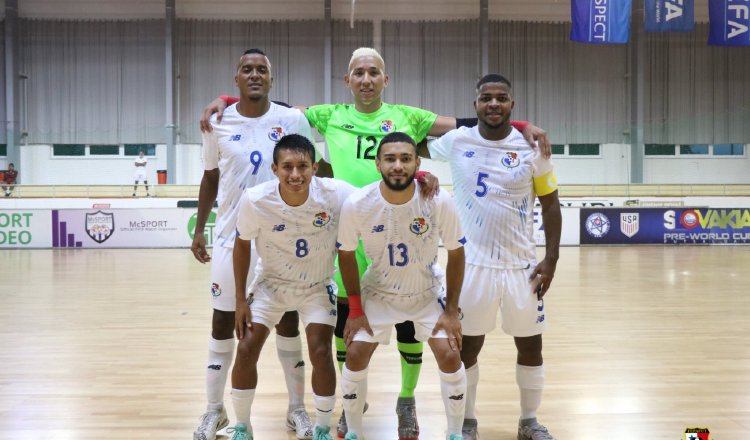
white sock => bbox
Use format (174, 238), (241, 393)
(231, 388), (255, 427)
(439, 363), (467, 436)
(313, 393), (336, 428)
(276, 334), (305, 408)
(516, 364), (544, 420)
(464, 363), (479, 420)
(206, 337), (234, 412)
(341, 366), (368, 436)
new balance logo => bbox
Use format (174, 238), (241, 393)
(341, 124), (355, 129)
(371, 225), (385, 233)
(463, 151), (475, 158)
(208, 364), (222, 371)
(448, 394), (464, 401)
(229, 134), (241, 141)
(343, 393), (358, 400)
(294, 361), (305, 368)
(536, 314), (545, 324)
(272, 224), (286, 232)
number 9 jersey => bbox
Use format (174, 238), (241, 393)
(202, 102), (315, 248)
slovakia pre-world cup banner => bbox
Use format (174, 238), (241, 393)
(571, 0), (632, 44)
(645, 0), (694, 32)
(708, 0), (750, 46)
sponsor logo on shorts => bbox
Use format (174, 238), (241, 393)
(684, 427), (710, 440)
(536, 314), (545, 324)
(409, 217), (429, 235)
(585, 212), (611, 238)
(380, 120), (395, 133)
(211, 282), (222, 297)
(501, 151), (520, 169)
(268, 126), (284, 142)
(313, 211), (331, 227)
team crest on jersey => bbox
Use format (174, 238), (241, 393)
(313, 212), (331, 227)
(268, 126), (284, 142)
(380, 120), (395, 133)
(211, 282), (222, 297)
(409, 217), (429, 235)
(501, 152), (520, 169)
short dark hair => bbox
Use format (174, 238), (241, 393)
(476, 73), (512, 91)
(8, 163), (14, 167)
(273, 134), (316, 165)
(244, 48), (266, 56)
(377, 132), (417, 158)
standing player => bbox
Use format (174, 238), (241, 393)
(427, 74), (561, 440)
(201, 47), (549, 440)
(228, 134), (356, 440)
(191, 49), (316, 440)
(337, 132), (467, 440)
(132, 150), (149, 197)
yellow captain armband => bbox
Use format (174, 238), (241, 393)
(533, 170), (558, 197)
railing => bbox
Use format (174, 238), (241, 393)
(2, 184), (749, 199)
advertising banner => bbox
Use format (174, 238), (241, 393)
(708, 0), (750, 46)
(534, 207), (581, 246)
(0, 210), (53, 248)
(645, 0), (694, 32)
(571, 0), (632, 44)
(580, 207), (750, 244)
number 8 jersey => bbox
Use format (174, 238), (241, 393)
(428, 126), (558, 269)
(337, 181), (465, 299)
(202, 102), (314, 248)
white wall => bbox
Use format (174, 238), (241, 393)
(644, 155), (750, 184)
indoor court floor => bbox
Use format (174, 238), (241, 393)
(0, 245), (748, 439)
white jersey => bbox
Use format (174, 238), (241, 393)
(428, 126), (557, 269)
(236, 177), (356, 295)
(134, 156), (147, 168)
(337, 181), (465, 299)
(202, 102), (314, 248)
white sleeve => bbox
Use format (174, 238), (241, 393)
(334, 180), (357, 209)
(202, 130), (219, 171)
(235, 191), (260, 241)
(427, 129), (456, 162)
(336, 196), (360, 251)
(435, 192), (465, 251)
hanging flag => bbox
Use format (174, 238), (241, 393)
(708, 0), (750, 46)
(645, 0), (694, 32)
(571, 0), (632, 44)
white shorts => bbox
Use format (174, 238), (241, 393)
(353, 290), (448, 345)
(458, 264), (547, 337)
(209, 243), (257, 312)
(249, 281), (337, 329)
(133, 169), (147, 182)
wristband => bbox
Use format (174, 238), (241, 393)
(510, 120), (529, 132)
(348, 295), (364, 319)
(415, 170), (430, 182)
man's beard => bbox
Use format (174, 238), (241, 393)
(381, 172), (415, 192)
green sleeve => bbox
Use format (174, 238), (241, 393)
(404, 106), (438, 142)
(304, 105), (335, 136)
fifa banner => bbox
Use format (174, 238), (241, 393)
(0, 210), (53, 248)
(533, 207), (581, 246)
(571, 0), (632, 44)
(580, 207), (750, 245)
(645, 0), (694, 32)
(709, 0), (750, 46)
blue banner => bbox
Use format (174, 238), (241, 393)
(580, 208), (750, 245)
(645, 0), (694, 32)
(708, 0), (750, 46)
(571, 0), (632, 44)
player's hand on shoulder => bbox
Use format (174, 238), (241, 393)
(521, 124), (551, 159)
(416, 171), (440, 200)
(200, 97), (228, 133)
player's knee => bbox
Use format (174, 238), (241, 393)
(395, 320), (418, 344)
(235, 336), (261, 364)
(434, 344), (462, 372)
(344, 343), (372, 370)
(514, 334), (543, 366)
(460, 335), (484, 366)
(211, 310), (235, 339)
(275, 311), (300, 337)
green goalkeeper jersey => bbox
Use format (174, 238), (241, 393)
(305, 103), (437, 188)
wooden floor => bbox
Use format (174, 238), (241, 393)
(1, 246), (749, 440)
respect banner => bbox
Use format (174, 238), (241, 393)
(571, 0), (632, 44)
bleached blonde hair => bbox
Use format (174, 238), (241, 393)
(348, 47), (385, 72)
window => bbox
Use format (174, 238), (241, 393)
(53, 144), (86, 156)
(645, 144), (676, 155)
(90, 144), (120, 155)
(0, 144), (6, 156)
(713, 144), (745, 155)
(680, 144), (709, 155)
(551, 145), (565, 155)
(569, 144), (600, 156)
(125, 144), (156, 156)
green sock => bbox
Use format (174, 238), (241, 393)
(397, 341), (423, 398)
(335, 336), (347, 372)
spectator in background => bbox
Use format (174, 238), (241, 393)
(3, 163), (18, 197)
(133, 150), (150, 197)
